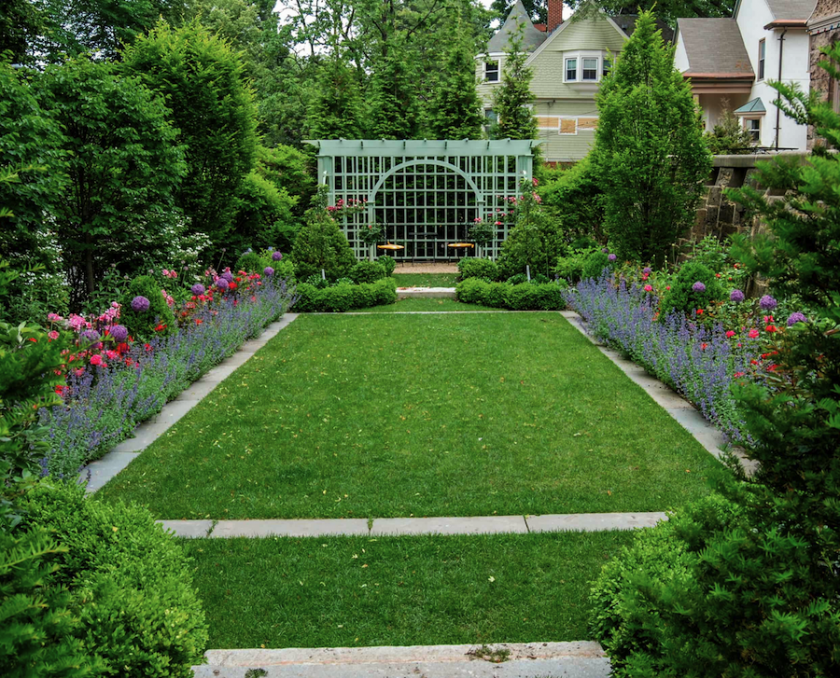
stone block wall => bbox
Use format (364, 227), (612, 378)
(807, 0), (840, 148)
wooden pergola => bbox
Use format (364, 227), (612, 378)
(307, 139), (537, 260)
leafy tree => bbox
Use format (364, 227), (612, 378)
(38, 58), (186, 303)
(228, 171), (298, 256)
(491, 22), (538, 146)
(367, 38), (420, 139)
(307, 55), (367, 140)
(539, 157), (606, 244)
(121, 20), (258, 258)
(590, 10), (711, 266)
(566, 0), (735, 26)
(425, 12), (485, 139)
(0, 0), (45, 65)
(291, 186), (356, 280)
(498, 180), (563, 277)
(253, 145), (316, 221)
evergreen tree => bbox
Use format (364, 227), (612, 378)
(307, 55), (366, 140)
(367, 38), (420, 140)
(425, 14), (485, 140)
(591, 10), (710, 266)
(291, 186), (356, 280)
(491, 22), (538, 144)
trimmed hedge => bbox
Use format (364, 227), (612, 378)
(457, 257), (499, 281)
(456, 278), (566, 310)
(12, 480), (208, 677)
(350, 260), (387, 284)
(294, 277), (397, 312)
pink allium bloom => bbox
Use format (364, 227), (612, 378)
(748, 328), (760, 339)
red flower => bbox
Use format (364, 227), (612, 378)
(725, 330), (736, 338)
(154, 323), (167, 332)
(144, 343), (153, 352)
(766, 325), (777, 333)
(90, 354), (103, 366)
(734, 371), (745, 377)
(701, 343), (708, 350)
(55, 384), (67, 396)
(696, 309), (704, 315)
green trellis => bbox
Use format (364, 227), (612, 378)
(307, 139), (537, 261)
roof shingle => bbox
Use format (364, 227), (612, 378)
(487, 0), (547, 53)
(765, 0), (817, 21)
(678, 17), (754, 77)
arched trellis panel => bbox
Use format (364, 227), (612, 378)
(307, 139), (537, 261)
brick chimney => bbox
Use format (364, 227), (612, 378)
(547, 0), (563, 33)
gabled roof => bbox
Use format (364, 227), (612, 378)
(610, 14), (675, 43)
(677, 17), (754, 79)
(487, 0), (547, 53)
(766, 0), (817, 21)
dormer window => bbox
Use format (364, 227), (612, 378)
(565, 57), (577, 82)
(485, 59), (499, 82)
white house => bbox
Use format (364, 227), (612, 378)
(674, 0), (816, 150)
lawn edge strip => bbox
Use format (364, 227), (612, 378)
(159, 512), (667, 538)
(195, 640), (606, 668)
(558, 310), (756, 473)
(83, 313), (300, 493)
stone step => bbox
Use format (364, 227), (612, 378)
(396, 287), (457, 299)
(192, 642), (611, 678)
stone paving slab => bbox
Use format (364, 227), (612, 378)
(210, 519), (370, 538)
(370, 515), (528, 536)
(526, 512), (666, 533)
(193, 642), (610, 678)
(81, 314), (299, 493)
(159, 520), (213, 538)
(396, 287), (457, 299)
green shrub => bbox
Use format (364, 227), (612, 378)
(319, 283), (354, 313)
(350, 261), (386, 284)
(457, 258), (499, 281)
(235, 251), (265, 274)
(292, 283), (318, 312)
(377, 255), (396, 276)
(498, 182), (564, 278)
(371, 277), (397, 305)
(504, 283), (565, 310)
(507, 273), (528, 285)
(482, 282), (511, 308)
(581, 251), (615, 280)
(660, 261), (724, 317)
(303, 274), (329, 289)
(15, 480), (208, 677)
(119, 275), (176, 340)
(455, 277), (487, 304)
(294, 278), (396, 312)
(531, 273), (551, 285)
(291, 186), (355, 280)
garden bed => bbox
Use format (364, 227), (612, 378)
(98, 313), (723, 519)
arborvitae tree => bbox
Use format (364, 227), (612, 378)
(491, 22), (538, 144)
(591, 10), (710, 266)
(307, 55), (366, 140)
(425, 15), (485, 140)
(367, 39), (420, 140)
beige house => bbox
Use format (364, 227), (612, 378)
(476, 1), (671, 164)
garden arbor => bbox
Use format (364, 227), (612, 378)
(308, 139), (537, 260)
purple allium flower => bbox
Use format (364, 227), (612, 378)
(80, 329), (100, 345)
(692, 281), (706, 293)
(730, 289), (745, 303)
(221, 271), (234, 283)
(643, 267), (652, 275)
(759, 295), (777, 311)
(216, 278), (229, 290)
(272, 251), (283, 262)
(263, 266), (275, 276)
(191, 283), (206, 296)
(787, 311), (807, 326)
(608, 254), (617, 262)
(110, 324), (128, 342)
(131, 296), (150, 313)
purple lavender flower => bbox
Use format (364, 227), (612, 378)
(692, 281), (706, 293)
(80, 329), (100, 345)
(264, 266), (275, 276)
(221, 270), (235, 283)
(643, 267), (652, 275)
(272, 251), (283, 262)
(787, 311), (807, 326)
(191, 283), (206, 296)
(216, 277), (229, 290)
(608, 254), (617, 262)
(760, 295), (777, 311)
(730, 289), (745, 303)
(110, 325), (128, 342)
(131, 296), (150, 313)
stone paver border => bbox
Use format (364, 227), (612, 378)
(160, 511), (666, 539)
(396, 287), (457, 299)
(192, 641), (610, 678)
(82, 313), (299, 493)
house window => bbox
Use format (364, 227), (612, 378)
(485, 60), (499, 82)
(582, 57), (599, 81)
(565, 57), (578, 81)
(758, 39), (765, 80)
(745, 118), (761, 142)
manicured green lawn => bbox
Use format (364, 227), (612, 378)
(393, 273), (457, 287)
(100, 313), (722, 519)
(183, 531), (634, 649)
(356, 297), (502, 313)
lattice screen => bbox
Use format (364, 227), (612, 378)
(310, 140), (537, 261)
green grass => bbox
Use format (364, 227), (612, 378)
(183, 531), (634, 649)
(355, 297), (502, 313)
(393, 273), (457, 287)
(100, 313), (722, 519)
